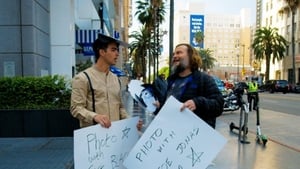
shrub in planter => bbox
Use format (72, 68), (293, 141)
(0, 75), (79, 137)
(0, 75), (71, 110)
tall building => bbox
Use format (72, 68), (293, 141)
(0, 0), (51, 77)
(260, 0), (300, 83)
(0, 0), (130, 79)
(173, 1), (253, 81)
(256, 0), (263, 28)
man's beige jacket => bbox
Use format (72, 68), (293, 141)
(70, 65), (128, 128)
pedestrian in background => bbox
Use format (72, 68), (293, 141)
(155, 43), (224, 129)
(70, 34), (142, 130)
(247, 77), (259, 111)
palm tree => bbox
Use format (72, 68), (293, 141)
(129, 27), (151, 81)
(195, 31), (204, 49)
(134, 0), (166, 82)
(252, 27), (288, 81)
(198, 48), (216, 72)
(135, 0), (166, 30)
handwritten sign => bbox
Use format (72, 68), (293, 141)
(123, 96), (227, 169)
(74, 117), (139, 169)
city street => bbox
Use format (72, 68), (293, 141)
(259, 92), (300, 116)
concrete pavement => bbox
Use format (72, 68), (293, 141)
(0, 91), (300, 169)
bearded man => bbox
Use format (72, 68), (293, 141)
(158, 43), (224, 128)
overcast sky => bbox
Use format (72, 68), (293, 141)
(130, 0), (256, 54)
(174, 0), (256, 15)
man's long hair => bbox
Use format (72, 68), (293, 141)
(175, 43), (202, 72)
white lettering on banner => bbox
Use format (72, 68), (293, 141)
(83, 46), (93, 52)
(191, 18), (203, 22)
(123, 96), (227, 169)
(74, 117), (139, 169)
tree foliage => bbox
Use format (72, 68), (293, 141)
(252, 27), (287, 81)
(198, 48), (216, 71)
(130, 0), (166, 82)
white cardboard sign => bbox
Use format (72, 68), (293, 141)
(123, 96), (227, 169)
(74, 117), (139, 169)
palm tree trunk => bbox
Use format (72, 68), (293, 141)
(265, 56), (271, 81)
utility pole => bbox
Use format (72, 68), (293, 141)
(169, 0), (174, 76)
(242, 44), (245, 77)
(286, 0), (298, 84)
(291, 7), (296, 84)
(237, 54), (240, 81)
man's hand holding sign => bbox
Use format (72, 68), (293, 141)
(123, 96), (227, 169)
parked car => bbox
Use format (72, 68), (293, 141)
(260, 80), (289, 93)
(212, 76), (227, 96)
(290, 83), (300, 93)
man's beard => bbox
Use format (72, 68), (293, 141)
(171, 59), (188, 75)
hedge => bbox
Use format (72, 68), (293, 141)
(0, 75), (71, 110)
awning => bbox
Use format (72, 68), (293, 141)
(75, 29), (102, 44)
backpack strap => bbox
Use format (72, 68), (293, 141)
(83, 72), (95, 112)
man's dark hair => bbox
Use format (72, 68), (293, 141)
(175, 43), (202, 72)
(92, 34), (120, 62)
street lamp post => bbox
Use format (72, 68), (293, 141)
(242, 44), (245, 77)
(237, 54), (240, 81)
(169, 0), (174, 76)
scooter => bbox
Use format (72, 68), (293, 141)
(230, 90), (268, 146)
(251, 95), (268, 146)
(228, 84), (250, 144)
(223, 90), (240, 112)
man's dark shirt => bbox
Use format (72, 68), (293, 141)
(165, 70), (224, 128)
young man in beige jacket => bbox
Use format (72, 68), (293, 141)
(70, 34), (142, 130)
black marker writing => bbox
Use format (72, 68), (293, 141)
(176, 127), (200, 154)
(88, 164), (104, 169)
(87, 133), (118, 154)
(111, 152), (129, 169)
(187, 147), (203, 167)
(157, 131), (176, 152)
(135, 128), (163, 162)
(88, 150), (104, 163)
(122, 126), (131, 139)
(157, 158), (173, 169)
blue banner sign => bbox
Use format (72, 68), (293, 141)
(190, 15), (204, 48)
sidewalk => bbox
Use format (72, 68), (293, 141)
(0, 91), (299, 169)
(210, 109), (300, 169)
